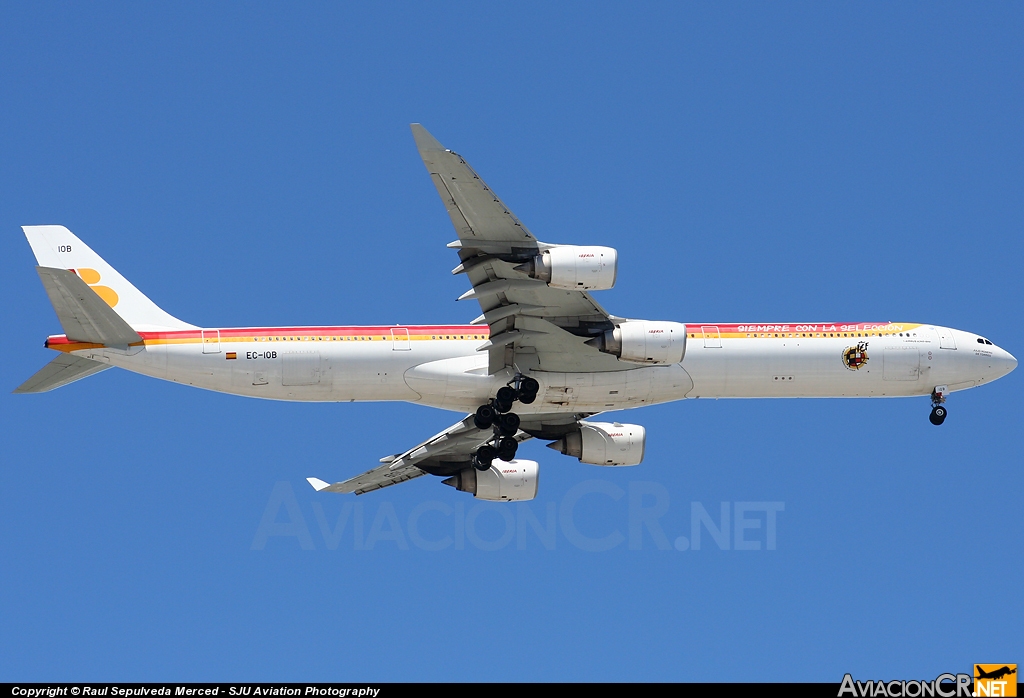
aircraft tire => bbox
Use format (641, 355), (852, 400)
(474, 404), (496, 429)
(929, 406), (947, 425)
(475, 445), (497, 470)
(496, 387), (516, 412)
(497, 437), (518, 461)
(498, 412), (521, 436)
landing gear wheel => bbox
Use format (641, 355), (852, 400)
(929, 406), (947, 426)
(495, 387), (516, 413)
(475, 445), (497, 470)
(474, 404), (496, 430)
(496, 436), (518, 461)
(497, 412), (521, 436)
(518, 392), (536, 405)
(519, 377), (540, 395)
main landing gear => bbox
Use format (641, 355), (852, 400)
(929, 386), (947, 426)
(471, 376), (540, 470)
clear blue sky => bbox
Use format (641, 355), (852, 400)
(1, 2), (1021, 682)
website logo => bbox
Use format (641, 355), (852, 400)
(974, 665), (1017, 697)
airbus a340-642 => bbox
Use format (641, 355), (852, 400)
(17, 125), (1017, 501)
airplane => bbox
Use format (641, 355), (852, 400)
(975, 666), (1016, 681)
(16, 124), (1017, 502)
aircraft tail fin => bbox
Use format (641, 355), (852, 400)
(14, 354), (110, 394)
(23, 225), (195, 332)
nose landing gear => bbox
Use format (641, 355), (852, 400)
(471, 376), (540, 469)
(929, 386), (947, 426)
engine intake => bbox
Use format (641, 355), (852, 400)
(517, 245), (618, 291)
(590, 320), (687, 365)
(442, 459), (539, 501)
(548, 421), (646, 466)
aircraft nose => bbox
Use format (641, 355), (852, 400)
(993, 346), (1017, 376)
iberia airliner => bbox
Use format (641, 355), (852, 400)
(16, 125), (1017, 502)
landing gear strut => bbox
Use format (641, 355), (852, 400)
(929, 386), (947, 426)
(471, 375), (540, 468)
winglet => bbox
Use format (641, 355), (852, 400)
(410, 123), (446, 153)
(306, 477), (332, 492)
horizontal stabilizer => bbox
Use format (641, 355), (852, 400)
(14, 354), (110, 393)
(36, 267), (143, 346)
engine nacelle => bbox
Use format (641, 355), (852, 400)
(442, 459), (539, 501)
(549, 421), (646, 466)
(519, 245), (618, 291)
(592, 320), (687, 365)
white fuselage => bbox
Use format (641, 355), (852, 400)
(49, 321), (1016, 415)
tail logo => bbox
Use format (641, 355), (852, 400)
(71, 268), (119, 308)
(842, 341), (870, 370)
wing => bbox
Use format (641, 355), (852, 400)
(306, 414), (530, 495)
(412, 124), (628, 375)
(306, 412), (584, 495)
(310, 127), (624, 497)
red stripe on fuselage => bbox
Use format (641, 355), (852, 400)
(45, 322), (911, 347)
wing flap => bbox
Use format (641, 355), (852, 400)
(311, 467), (429, 495)
(429, 174), (476, 240)
(14, 354), (110, 393)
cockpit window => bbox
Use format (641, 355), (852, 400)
(978, 337), (994, 345)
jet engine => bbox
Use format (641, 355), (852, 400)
(589, 320), (687, 365)
(442, 459), (539, 501)
(517, 245), (618, 291)
(548, 421), (646, 466)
